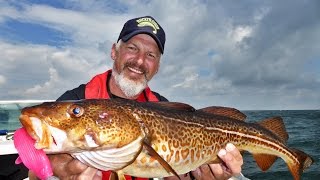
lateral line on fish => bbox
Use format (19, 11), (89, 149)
(164, 116), (299, 165)
(206, 127), (299, 165)
(150, 115), (300, 168)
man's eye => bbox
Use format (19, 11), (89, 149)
(127, 46), (136, 51)
(147, 53), (156, 59)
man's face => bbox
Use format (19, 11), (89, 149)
(112, 33), (161, 83)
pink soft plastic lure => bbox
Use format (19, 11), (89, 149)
(14, 127), (56, 180)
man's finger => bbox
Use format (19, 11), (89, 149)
(226, 143), (243, 162)
(76, 167), (100, 180)
(49, 154), (75, 177)
(218, 143), (242, 175)
(208, 163), (226, 179)
(66, 158), (89, 175)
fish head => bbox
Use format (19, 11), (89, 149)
(19, 100), (145, 153)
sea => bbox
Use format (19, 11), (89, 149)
(0, 102), (319, 180)
(242, 110), (320, 180)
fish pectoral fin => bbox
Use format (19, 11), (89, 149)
(109, 171), (118, 180)
(109, 171), (126, 180)
(143, 141), (181, 180)
(257, 116), (289, 143)
(253, 153), (278, 171)
(197, 106), (246, 121)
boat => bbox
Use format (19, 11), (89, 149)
(0, 100), (52, 180)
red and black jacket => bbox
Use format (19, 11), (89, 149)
(57, 69), (168, 180)
(57, 70), (167, 102)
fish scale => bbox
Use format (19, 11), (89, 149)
(19, 99), (313, 180)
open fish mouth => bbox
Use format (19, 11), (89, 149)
(19, 114), (67, 152)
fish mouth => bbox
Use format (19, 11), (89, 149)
(19, 114), (67, 152)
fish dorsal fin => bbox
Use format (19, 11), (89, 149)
(198, 106), (247, 121)
(143, 141), (181, 179)
(253, 153), (278, 171)
(257, 116), (289, 143)
(150, 102), (196, 112)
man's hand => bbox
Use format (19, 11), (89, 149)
(191, 143), (243, 180)
(48, 154), (102, 180)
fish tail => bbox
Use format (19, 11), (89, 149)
(253, 116), (314, 180)
(287, 148), (314, 180)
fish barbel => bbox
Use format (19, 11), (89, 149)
(19, 99), (313, 180)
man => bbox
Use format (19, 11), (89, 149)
(51, 16), (243, 180)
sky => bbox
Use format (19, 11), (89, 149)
(0, 0), (319, 110)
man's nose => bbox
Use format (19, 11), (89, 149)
(136, 52), (146, 65)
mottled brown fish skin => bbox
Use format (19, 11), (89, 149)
(19, 99), (313, 179)
(20, 100), (144, 150)
(126, 102), (313, 180)
(122, 101), (285, 175)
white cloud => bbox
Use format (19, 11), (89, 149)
(229, 26), (252, 43)
(0, 0), (319, 109)
(0, 41), (107, 100)
(25, 68), (58, 95)
(173, 74), (199, 88)
(0, 75), (6, 85)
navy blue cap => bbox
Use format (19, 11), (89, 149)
(117, 16), (166, 54)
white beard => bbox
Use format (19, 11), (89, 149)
(112, 67), (147, 98)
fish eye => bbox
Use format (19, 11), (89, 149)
(69, 105), (84, 117)
(73, 107), (81, 114)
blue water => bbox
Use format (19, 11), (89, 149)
(0, 103), (319, 179)
(242, 110), (320, 180)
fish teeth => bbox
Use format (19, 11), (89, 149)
(48, 125), (67, 151)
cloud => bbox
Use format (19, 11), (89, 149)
(0, 0), (319, 109)
(0, 41), (108, 100)
(25, 68), (58, 95)
(0, 75), (6, 85)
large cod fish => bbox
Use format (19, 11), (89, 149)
(19, 99), (313, 180)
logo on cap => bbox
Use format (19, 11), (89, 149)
(136, 17), (160, 34)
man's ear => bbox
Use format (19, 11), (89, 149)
(111, 43), (117, 60)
